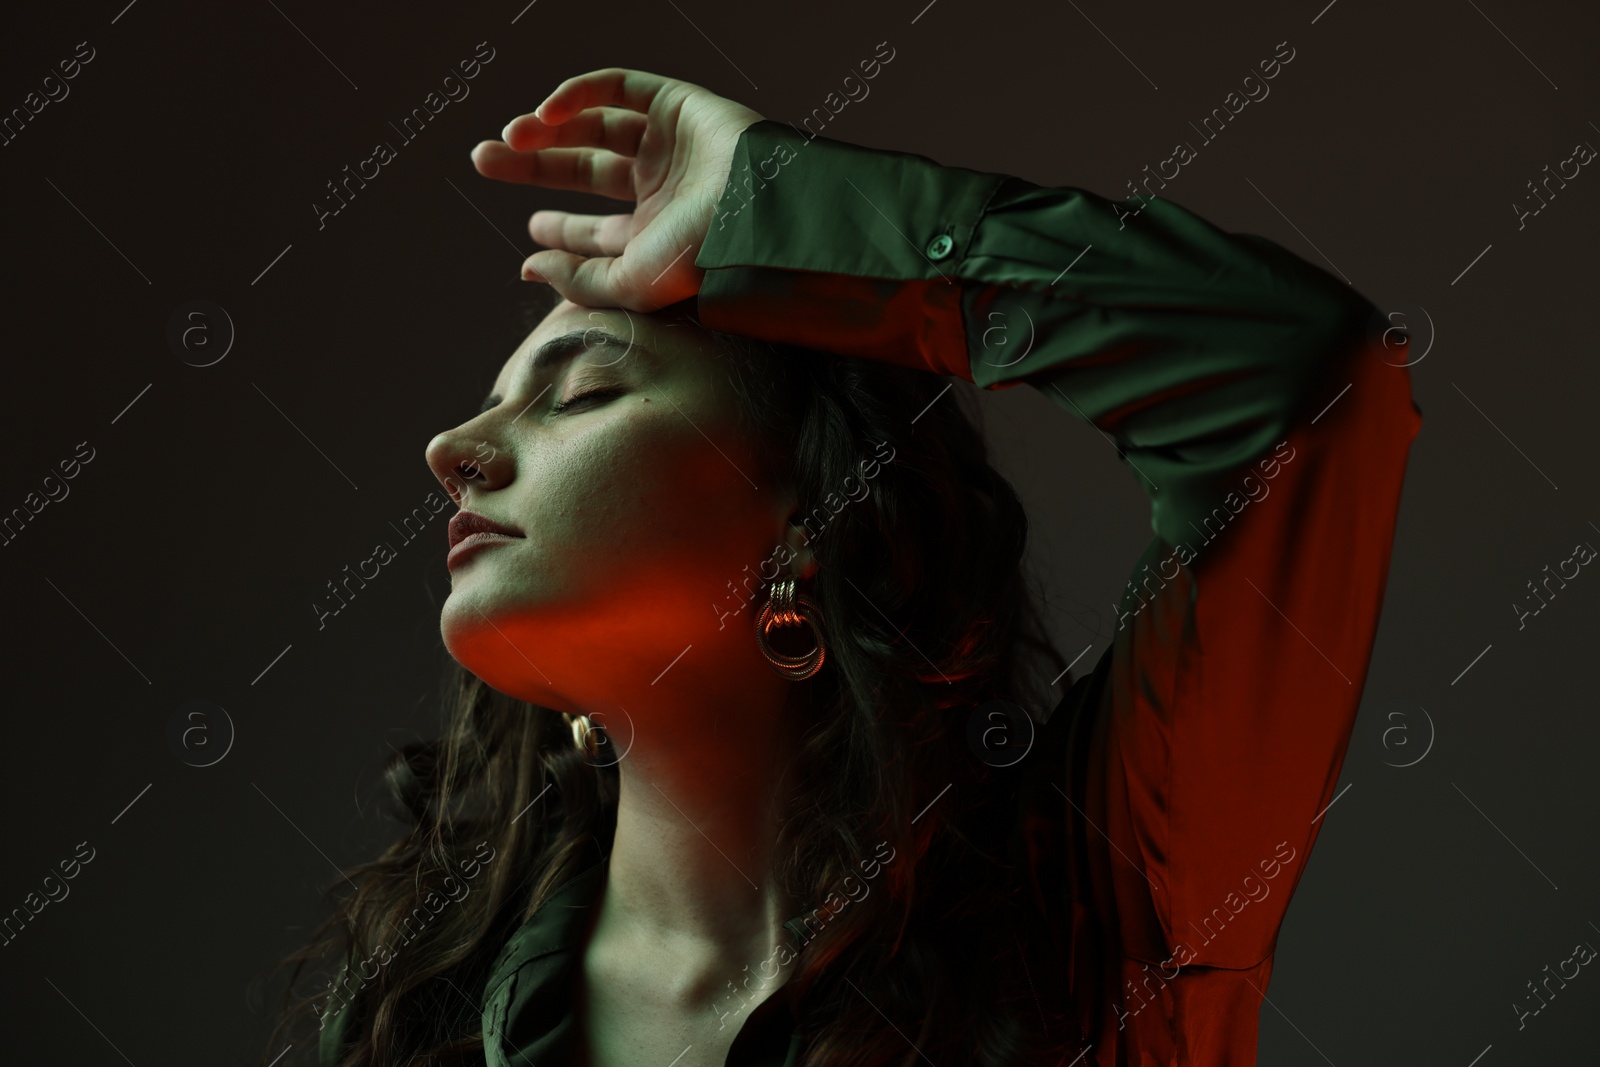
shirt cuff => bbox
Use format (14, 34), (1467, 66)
(694, 119), (1008, 382)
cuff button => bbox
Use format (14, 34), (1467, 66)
(926, 233), (954, 260)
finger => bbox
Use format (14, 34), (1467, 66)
(534, 67), (683, 125)
(500, 106), (648, 156)
(528, 210), (632, 258)
(471, 144), (635, 200)
(519, 249), (621, 308)
(521, 250), (688, 313)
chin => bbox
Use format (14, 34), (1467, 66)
(437, 599), (581, 710)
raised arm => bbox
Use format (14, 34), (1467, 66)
(692, 119), (1423, 1063)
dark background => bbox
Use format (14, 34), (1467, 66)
(2, 0), (1597, 1063)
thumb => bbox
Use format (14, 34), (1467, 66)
(519, 249), (605, 304)
(523, 248), (691, 312)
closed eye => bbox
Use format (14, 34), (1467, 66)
(550, 387), (624, 415)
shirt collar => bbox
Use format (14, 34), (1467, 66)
(482, 852), (807, 1067)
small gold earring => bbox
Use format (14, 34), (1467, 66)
(567, 713), (600, 759)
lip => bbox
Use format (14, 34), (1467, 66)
(446, 510), (523, 571)
(446, 530), (520, 570)
(448, 509), (523, 550)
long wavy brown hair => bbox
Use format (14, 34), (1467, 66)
(258, 282), (1085, 1066)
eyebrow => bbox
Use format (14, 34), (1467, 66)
(477, 329), (652, 414)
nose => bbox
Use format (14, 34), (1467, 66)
(425, 425), (509, 507)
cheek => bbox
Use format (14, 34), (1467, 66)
(526, 400), (764, 582)
(440, 389), (773, 686)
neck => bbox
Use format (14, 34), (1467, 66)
(581, 659), (809, 1010)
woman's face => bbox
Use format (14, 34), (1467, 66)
(424, 299), (800, 715)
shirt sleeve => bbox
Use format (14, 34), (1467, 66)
(694, 119), (1422, 1064)
(315, 971), (357, 1067)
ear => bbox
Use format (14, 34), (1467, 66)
(781, 520), (818, 582)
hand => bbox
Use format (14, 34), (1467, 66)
(471, 67), (765, 311)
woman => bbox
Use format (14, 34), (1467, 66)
(267, 68), (1422, 1066)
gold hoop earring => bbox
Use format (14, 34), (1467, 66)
(754, 578), (827, 681)
(566, 713), (600, 759)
